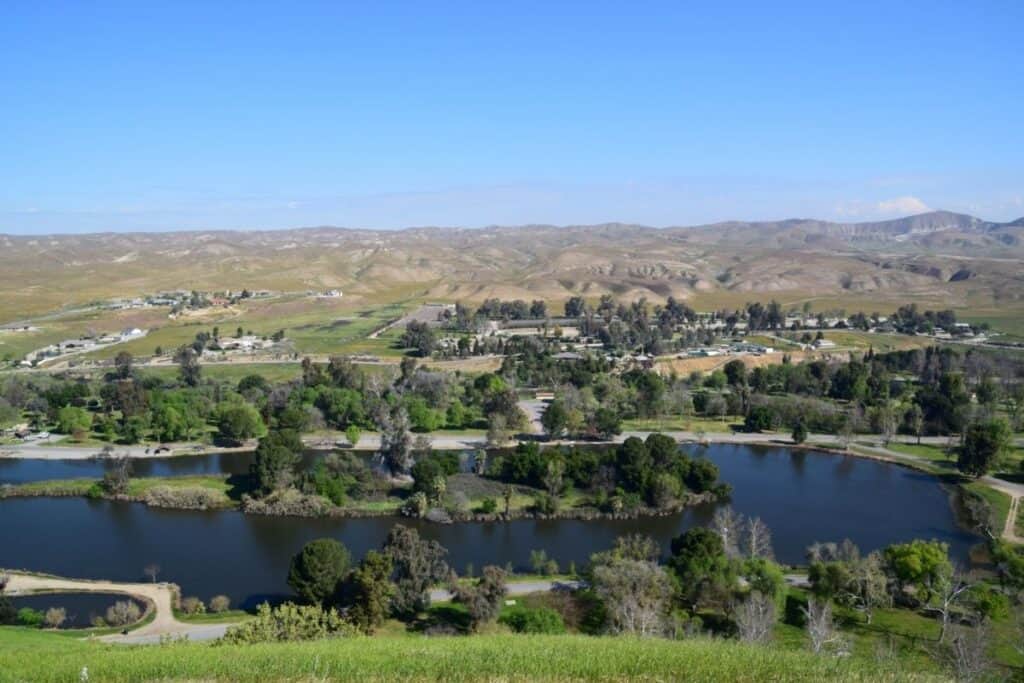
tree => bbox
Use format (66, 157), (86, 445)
(113, 351), (134, 380)
(941, 623), (993, 683)
(884, 540), (951, 604)
(592, 558), (672, 636)
(564, 296), (586, 317)
(669, 527), (735, 611)
(907, 404), (925, 444)
(174, 346), (202, 386)
(453, 565), (507, 631)
(928, 566), (973, 644)
(251, 430), (302, 494)
(540, 399), (569, 439)
(209, 595), (231, 613)
(410, 458), (447, 503)
(542, 458), (565, 497)
(105, 600), (141, 626)
(345, 424), (361, 447)
(382, 525), (449, 618)
(958, 418), (1012, 477)
(180, 596), (206, 615)
(287, 538), (351, 607)
(741, 517), (775, 560)
(216, 402), (266, 443)
(735, 591), (774, 644)
(712, 506), (744, 558)
(380, 407), (414, 475)
(101, 456), (132, 495)
(346, 551), (393, 634)
(792, 420), (808, 444)
(401, 321), (436, 357)
(802, 597), (847, 655)
(43, 607), (66, 629)
(723, 359), (747, 387)
(56, 405), (91, 437)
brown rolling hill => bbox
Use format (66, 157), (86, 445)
(1, 211), (1022, 321)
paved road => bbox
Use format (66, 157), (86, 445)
(3, 572), (232, 644)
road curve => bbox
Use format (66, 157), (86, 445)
(2, 572), (232, 644)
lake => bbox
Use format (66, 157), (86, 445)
(0, 444), (978, 609)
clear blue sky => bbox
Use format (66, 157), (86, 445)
(2, 1), (1022, 233)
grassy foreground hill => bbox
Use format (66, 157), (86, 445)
(0, 628), (941, 682)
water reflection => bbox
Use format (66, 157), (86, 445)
(0, 444), (980, 608)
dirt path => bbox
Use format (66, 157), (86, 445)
(2, 573), (232, 644)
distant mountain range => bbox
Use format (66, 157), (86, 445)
(1, 211), (1022, 321)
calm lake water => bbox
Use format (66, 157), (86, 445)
(0, 445), (978, 609)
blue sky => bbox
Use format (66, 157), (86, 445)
(2, 1), (1022, 233)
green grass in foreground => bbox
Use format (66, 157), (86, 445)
(0, 629), (938, 682)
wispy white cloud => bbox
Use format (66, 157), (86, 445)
(876, 196), (930, 214)
(834, 195), (931, 219)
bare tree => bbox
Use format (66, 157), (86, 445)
(927, 567), (972, 644)
(940, 623), (992, 683)
(734, 591), (775, 644)
(43, 607), (67, 629)
(741, 516), (774, 560)
(712, 506), (744, 558)
(143, 564), (160, 583)
(845, 552), (890, 625)
(105, 600), (142, 626)
(802, 597), (848, 656)
(592, 558), (672, 637)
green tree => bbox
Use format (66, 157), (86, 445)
(56, 405), (92, 437)
(382, 525), (449, 618)
(287, 538), (351, 607)
(668, 527), (735, 611)
(174, 346), (202, 387)
(791, 420), (808, 444)
(453, 565), (507, 631)
(345, 424), (362, 447)
(410, 458), (446, 502)
(346, 550), (394, 634)
(541, 399), (569, 439)
(957, 418), (1012, 477)
(883, 540), (951, 603)
(251, 429), (302, 494)
(217, 402), (266, 443)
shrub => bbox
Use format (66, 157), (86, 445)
(500, 606), (567, 634)
(530, 549), (559, 576)
(106, 600), (142, 626)
(479, 497), (498, 514)
(400, 491), (429, 518)
(533, 492), (560, 515)
(220, 602), (354, 644)
(144, 486), (223, 510)
(17, 607), (44, 627)
(209, 595), (231, 613)
(180, 596), (206, 615)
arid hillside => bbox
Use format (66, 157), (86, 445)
(2, 210), (1022, 321)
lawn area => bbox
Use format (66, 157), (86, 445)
(622, 415), (743, 433)
(140, 362), (305, 384)
(0, 627), (938, 682)
(962, 481), (1012, 535)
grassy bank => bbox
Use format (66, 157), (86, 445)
(0, 628), (939, 682)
